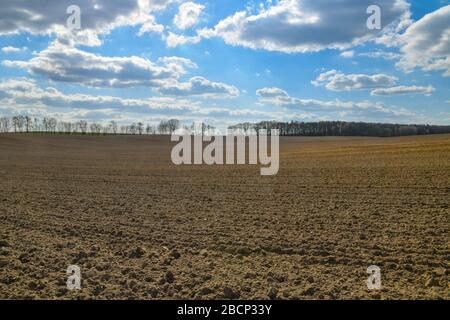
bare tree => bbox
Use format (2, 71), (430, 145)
(10, 116), (26, 132)
(78, 120), (88, 134)
(17, 116), (25, 132)
(137, 122), (144, 135)
(109, 121), (118, 135)
(57, 121), (72, 134)
(158, 120), (168, 134)
(33, 117), (40, 132)
(24, 116), (32, 133)
(0, 117), (11, 133)
(48, 118), (57, 133)
(64, 122), (73, 134)
(42, 118), (49, 132)
(167, 119), (180, 134)
(12, 116), (19, 133)
(90, 122), (102, 135)
(129, 123), (137, 135)
(146, 124), (156, 135)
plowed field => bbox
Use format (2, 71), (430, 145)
(0, 134), (449, 299)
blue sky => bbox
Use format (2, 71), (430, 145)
(0, 0), (449, 127)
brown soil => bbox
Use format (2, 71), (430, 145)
(0, 134), (449, 299)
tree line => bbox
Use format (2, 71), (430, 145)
(1, 116), (450, 137)
(0, 116), (189, 135)
(229, 121), (450, 137)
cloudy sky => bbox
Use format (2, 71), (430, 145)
(0, 0), (449, 127)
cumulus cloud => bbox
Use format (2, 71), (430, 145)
(340, 50), (355, 58)
(157, 76), (240, 98)
(199, 0), (411, 53)
(359, 50), (401, 60)
(165, 32), (201, 48)
(0, 0), (172, 45)
(2, 41), (195, 88)
(256, 87), (289, 98)
(312, 70), (398, 91)
(0, 79), (263, 123)
(2, 41), (239, 98)
(396, 5), (450, 77)
(1, 46), (27, 53)
(138, 15), (165, 35)
(256, 86), (415, 119)
(0, 79), (425, 124)
(0, 78), (198, 114)
(173, 2), (205, 30)
(2, 78), (414, 125)
(371, 85), (435, 96)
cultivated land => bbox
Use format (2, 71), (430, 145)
(0, 134), (449, 300)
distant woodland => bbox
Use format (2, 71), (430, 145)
(229, 121), (450, 137)
(1, 115), (450, 137)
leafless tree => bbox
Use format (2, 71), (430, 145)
(42, 117), (57, 133)
(129, 123), (137, 135)
(0, 117), (11, 133)
(48, 118), (57, 133)
(146, 124), (156, 134)
(137, 122), (144, 135)
(65, 122), (73, 134)
(157, 121), (167, 134)
(42, 118), (49, 132)
(11, 116), (26, 132)
(12, 116), (19, 132)
(78, 120), (88, 134)
(167, 119), (180, 134)
(33, 117), (41, 132)
(90, 122), (102, 135)
(109, 121), (118, 135)
(24, 116), (32, 133)
(57, 121), (72, 134)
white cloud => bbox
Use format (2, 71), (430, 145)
(0, 78), (190, 112)
(157, 56), (198, 71)
(371, 85), (435, 96)
(256, 87), (289, 98)
(2, 41), (194, 88)
(397, 5), (450, 77)
(157, 76), (240, 98)
(340, 50), (355, 58)
(312, 70), (398, 91)
(256, 86), (415, 119)
(0, 79), (427, 124)
(138, 15), (165, 35)
(0, 79), (263, 123)
(359, 50), (401, 60)
(173, 2), (205, 30)
(1, 46), (27, 53)
(2, 42), (239, 98)
(199, 0), (411, 53)
(0, 78), (38, 93)
(165, 32), (201, 48)
(0, 0), (172, 46)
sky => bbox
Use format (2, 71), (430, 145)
(0, 0), (449, 128)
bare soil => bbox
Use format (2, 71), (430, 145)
(0, 134), (449, 299)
